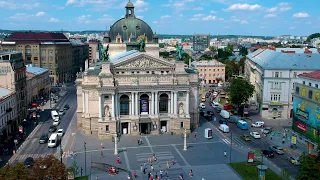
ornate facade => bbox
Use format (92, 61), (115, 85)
(76, 51), (199, 137)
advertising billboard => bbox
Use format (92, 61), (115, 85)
(292, 96), (320, 143)
(140, 99), (149, 114)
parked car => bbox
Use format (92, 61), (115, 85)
(288, 156), (300, 165)
(262, 150), (274, 158)
(39, 133), (49, 144)
(251, 121), (265, 128)
(223, 104), (233, 110)
(263, 127), (272, 134)
(240, 134), (251, 141)
(212, 92), (218, 97)
(269, 145), (284, 155)
(24, 157), (34, 168)
(219, 119), (228, 125)
(250, 132), (261, 139)
(214, 106), (222, 113)
(57, 129), (64, 137)
(64, 104), (70, 110)
(211, 101), (219, 107)
(58, 109), (65, 116)
(199, 103), (206, 109)
(49, 125), (57, 132)
(229, 116), (241, 124)
(203, 113), (212, 120)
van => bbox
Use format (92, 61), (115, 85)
(51, 110), (59, 120)
(220, 110), (230, 119)
(201, 96), (206, 102)
(229, 116), (241, 124)
(219, 124), (229, 133)
(237, 120), (249, 130)
(48, 133), (58, 148)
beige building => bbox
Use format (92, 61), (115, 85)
(0, 51), (27, 132)
(26, 65), (50, 106)
(0, 88), (17, 137)
(89, 42), (100, 64)
(0, 32), (72, 84)
(192, 60), (225, 84)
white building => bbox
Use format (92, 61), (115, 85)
(245, 49), (320, 119)
(311, 38), (320, 48)
(0, 88), (17, 136)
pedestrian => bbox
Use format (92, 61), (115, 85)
(140, 165), (143, 173)
(127, 173), (131, 180)
(143, 162), (147, 169)
(100, 142), (104, 149)
(165, 171), (168, 178)
(96, 176), (98, 180)
(140, 138), (143, 144)
(160, 170), (163, 178)
(153, 154), (157, 161)
(151, 164), (154, 171)
(100, 151), (104, 157)
(157, 175), (160, 180)
(148, 172), (151, 178)
(117, 156), (121, 164)
(133, 170), (137, 178)
(166, 161), (170, 169)
(155, 172), (158, 179)
(137, 139), (140, 145)
(143, 168), (146, 174)
(189, 169), (193, 177)
(224, 151), (227, 157)
(194, 133), (197, 140)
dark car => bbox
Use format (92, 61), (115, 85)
(39, 133), (49, 144)
(214, 106), (222, 113)
(219, 119), (228, 125)
(269, 145), (284, 155)
(49, 125), (57, 132)
(262, 150), (274, 158)
(24, 157), (34, 168)
(64, 104), (70, 110)
(204, 113), (212, 120)
(263, 127), (272, 134)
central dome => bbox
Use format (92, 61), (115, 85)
(109, 0), (154, 42)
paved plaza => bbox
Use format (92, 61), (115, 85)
(66, 121), (246, 180)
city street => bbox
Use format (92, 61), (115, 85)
(202, 96), (300, 177)
(9, 85), (77, 163)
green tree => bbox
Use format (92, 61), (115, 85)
(68, 161), (79, 177)
(280, 169), (291, 180)
(224, 44), (234, 54)
(225, 60), (239, 80)
(159, 43), (165, 48)
(307, 33), (320, 42)
(239, 46), (248, 56)
(209, 46), (217, 55)
(182, 52), (193, 65)
(159, 51), (169, 58)
(297, 143), (320, 180)
(199, 54), (212, 61)
(226, 77), (254, 107)
(0, 163), (31, 180)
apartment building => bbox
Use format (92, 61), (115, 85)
(245, 49), (320, 119)
(70, 40), (89, 77)
(192, 34), (210, 52)
(0, 88), (16, 138)
(0, 32), (72, 84)
(26, 65), (50, 106)
(0, 51), (27, 127)
(191, 60), (225, 84)
(88, 42), (100, 64)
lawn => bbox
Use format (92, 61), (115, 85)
(75, 176), (89, 180)
(229, 162), (282, 180)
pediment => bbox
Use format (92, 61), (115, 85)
(113, 53), (174, 69)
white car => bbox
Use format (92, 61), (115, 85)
(212, 92), (218, 96)
(251, 121), (265, 128)
(53, 119), (60, 126)
(57, 129), (64, 137)
(58, 110), (65, 116)
(199, 103), (206, 109)
(211, 101), (219, 107)
(250, 132), (261, 139)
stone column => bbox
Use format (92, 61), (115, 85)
(168, 97), (171, 114)
(170, 91), (174, 114)
(151, 92), (155, 115)
(155, 91), (158, 115)
(85, 91), (89, 114)
(82, 91), (85, 113)
(174, 91), (178, 115)
(98, 94), (102, 119)
(186, 91), (190, 116)
(111, 94), (115, 117)
(135, 92), (138, 115)
(131, 92), (135, 115)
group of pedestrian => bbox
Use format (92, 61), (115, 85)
(137, 138), (143, 145)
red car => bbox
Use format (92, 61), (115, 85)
(223, 104), (233, 110)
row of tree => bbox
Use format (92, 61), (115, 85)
(0, 155), (78, 180)
(297, 144), (320, 179)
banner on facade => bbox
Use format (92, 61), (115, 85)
(141, 99), (149, 113)
(291, 136), (297, 145)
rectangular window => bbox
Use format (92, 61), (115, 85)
(180, 122), (184, 128)
(274, 82), (279, 89)
(309, 83), (312, 86)
(105, 125), (109, 132)
(294, 72), (297, 77)
(316, 84), (319, 88)
(303, 81), (305, 85)
(308, 90), (313, 99)
(275, 72), (279, 77)
(295, 86), (299, 94)
(33, 57), (38, 61)
(280, 72), (282, 77)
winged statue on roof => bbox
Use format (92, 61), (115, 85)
(101, 44), (110, 62)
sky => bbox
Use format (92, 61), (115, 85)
(0, 0), (319, 36)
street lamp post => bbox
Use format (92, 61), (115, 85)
(114, 133), (118, 155)
(183, 129), (187, 151)
(84, 142), (87, 176)
(59, 144), (63, 164)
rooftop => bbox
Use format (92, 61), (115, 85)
(4, 32), (69, 43)
(0, 87), (13, 99)
(299, 70), (320, 81)
(276, 48), (319, 54)
(110, 50), (140, 64)
(246, 49), (320, 70)
(70, 39), (86, 46)
(191, 60), (225, 66)
(26, 64), (48, 75)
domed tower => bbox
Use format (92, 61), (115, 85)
(109, 0), (154, 43)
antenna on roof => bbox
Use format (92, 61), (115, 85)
(61, 29), (63, 33)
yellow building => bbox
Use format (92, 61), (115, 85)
(0, 32), (72, 84)
(191, 60), (226, 84)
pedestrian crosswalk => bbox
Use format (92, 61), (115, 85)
(13, 153), (55, 162)
(136, 151), (181, 170)
(221, 135), (272, 147)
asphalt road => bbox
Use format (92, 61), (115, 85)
(13, 86), (77, 162)
(201, 97), (299, 177)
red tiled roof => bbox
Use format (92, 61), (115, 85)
(5, 31), (69, 42)
(299, 70), (320, 80)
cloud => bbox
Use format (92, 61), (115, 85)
(49, 18), (59, 22)
(36, 12), (46, 17)
(193, 14), (204, 17)
(161, 15), (171, 19)
(189, 17), (199, 21)
(210, 10), (217, 14)
(264, 14), (276, 18)
(266, 2), (291, 13)
(224, 4), (262, 11)
(293, 12), (309, 18)
(193, 7), (203, 10)
(98, 14), (114, 22)
(266, 7), (277, 13)
(66, 0), (77, 5)
(77, 15), (92, 24)
(240, 20), (248, 24)
(152, 21), (158, 24)
(289, 26), (295, 30)
(136, 15), (143, 19)
(0, 1), (40, 10)
(134, 0), (149, 12)
(202, 15), (217, 21)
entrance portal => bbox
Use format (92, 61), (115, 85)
(160, 121), (167, 133)
(140, 123), (151, 134)
(121, 122), (129, 134)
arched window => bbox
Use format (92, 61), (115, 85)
(140, 94), (149, 114)
(159, 94), (169, 113)
(120, 95), (129, 115)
